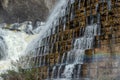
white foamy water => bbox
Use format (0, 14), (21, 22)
(0, 28), (38, 73)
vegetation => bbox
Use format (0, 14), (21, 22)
(0, 56), (40, 80)
(0, 68), (40, 80)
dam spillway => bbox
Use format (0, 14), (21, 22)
(26, 0), (120, 80)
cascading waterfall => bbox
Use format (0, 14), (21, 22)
(0, 28), (8, 60)
(0, 0), (115, 79)
(24, 0), (102, 79)
(0, 24), (38, 73)
(58, 24), (99, 80)
(0, 0), (103, 79)
(49, 23), (100, 80)
(23, 0), (101, 79)
(26, 0), (69, 53)
(63, 64), (75, 78)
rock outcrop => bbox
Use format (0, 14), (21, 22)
(0, 0), (57, 23)
(44, 0), (57, 12)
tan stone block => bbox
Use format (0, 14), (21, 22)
(81, 69), (88, 77)
(89, 68), (97, 78)
(98, 61), (106, 68)
(95, 45), (111, 54)
(89, 62), (98, 69)
(112, 68), (118, 74)
(111, 60), (119, 68)
(115, 45), (120, 53)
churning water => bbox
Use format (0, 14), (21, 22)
(0, 25), (38, 73)
(0, 0), (102, 80)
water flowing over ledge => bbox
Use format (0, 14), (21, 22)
(25, 0), (69, 55)
(0, 25), (38, 73)
(0, 0), (120, 80)
(25, 0), (102, 79)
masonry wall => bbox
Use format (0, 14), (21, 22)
(30, 0), (120, 80)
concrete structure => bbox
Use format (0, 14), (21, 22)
(29, 0), (120, 80)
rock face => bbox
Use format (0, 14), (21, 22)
(44, 0), (57, 12)
(0, 0), (57, 23)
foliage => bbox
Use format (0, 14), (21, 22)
(0, 56), (40, 80)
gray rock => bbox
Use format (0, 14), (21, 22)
(0, 0), (57, 23)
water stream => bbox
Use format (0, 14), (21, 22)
(0, 29), (35, 73)
(0, 0), (114, 79)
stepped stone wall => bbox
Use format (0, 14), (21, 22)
(27, 0), (120, 80)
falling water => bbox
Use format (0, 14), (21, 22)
(62, 64), (74, 78)
(77, 64), (81, 78)
(52, 23), (100, 80)
(22, 0), (100, 79)
(66, 51), (71, 64)
(0, 24), (38, 73)
(61, 53), (66, 64)
(0, 0), (105, 79)
(52, 66), (57, 79)
(0, 37), (7, 60)
(23, 0), (103, 79)
(26, 0), (69, 53)
(0, 0), (100, 79)
(57, 65), (62, 78)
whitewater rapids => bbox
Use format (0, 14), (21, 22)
(0, 28), (38, 73)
